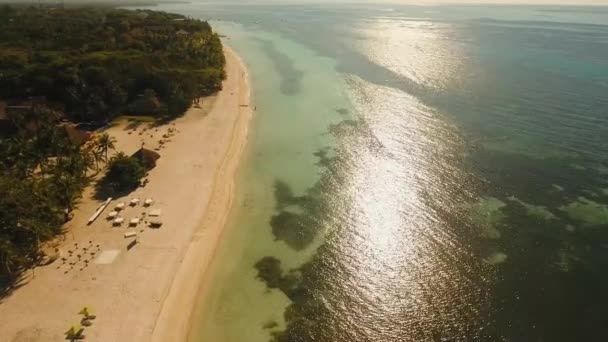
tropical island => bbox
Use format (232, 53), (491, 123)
(0, 5), (252, 341)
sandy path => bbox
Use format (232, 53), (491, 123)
(0, 47), (252, 342)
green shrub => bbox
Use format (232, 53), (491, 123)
(106, 152), (145, 192)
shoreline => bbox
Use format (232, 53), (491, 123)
(150, 46), (252, 342)
(0, 46), (252, 341)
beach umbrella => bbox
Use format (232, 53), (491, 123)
(65, 325), (83, 339)
(79, 306), (97, 320)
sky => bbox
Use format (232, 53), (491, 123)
(362, 0), (608, 4)
(182, 0), (608, 5)
(6, 0), (608, 5)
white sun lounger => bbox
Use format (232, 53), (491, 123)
(148, 219), (163, 228)
(149, 209), (162, 217)
(124, 231), (137, 238)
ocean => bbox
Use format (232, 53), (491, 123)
(144, 3), (608, 341)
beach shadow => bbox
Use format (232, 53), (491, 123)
(93, 178), (137, 201)
(150, 116), (174, 127)
(98, 121), (120, 132)
(0, 271), (28, 303)
(124, 120), (143, 131)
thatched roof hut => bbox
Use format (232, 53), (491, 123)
(61, 123), (92, 146)
(131, 147), (160, 170)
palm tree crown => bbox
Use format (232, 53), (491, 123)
(96, 133), (116, 164)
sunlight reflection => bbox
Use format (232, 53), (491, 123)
(353, 18), (465, 90)
(326, 75), (484, 338)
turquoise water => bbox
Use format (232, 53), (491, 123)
(146, 3), (608, 341)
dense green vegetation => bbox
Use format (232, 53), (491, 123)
(0, 6), (225, 122)
(104, 152), (145, 193)
(0, 108), (93, 277)
(0, 6), (225, 280)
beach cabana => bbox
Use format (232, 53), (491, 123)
(113, 217), (125, 226)
(144, 198), (154, 207)
(115, 202), (126, 211)
(129, 218), (140, 226)
(130, 198), (140, 206)
(131, 147), (160, 170)
(107, 211), (118, 219)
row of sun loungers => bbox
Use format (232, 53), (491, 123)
(106, 197), (162, 229)
(111, 215), (161, 227)
(111, 198), (154, 212)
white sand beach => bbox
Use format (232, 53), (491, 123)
(0, 47), (252, 342)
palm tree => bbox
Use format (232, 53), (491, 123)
(51, 152), (90, 213)
(92, 149), (103, 172)
(83, 144), (102, 172)
(96, 133), (116, 164)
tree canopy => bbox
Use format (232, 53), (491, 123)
(0, 6), (225, 122)
(0, 107), (92, 277)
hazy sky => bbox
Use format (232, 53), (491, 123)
(370, 0), (608, 3)
(349, 0), (608, 4)
(183, 0), (608, 5)
(12, 0), (608, 5)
